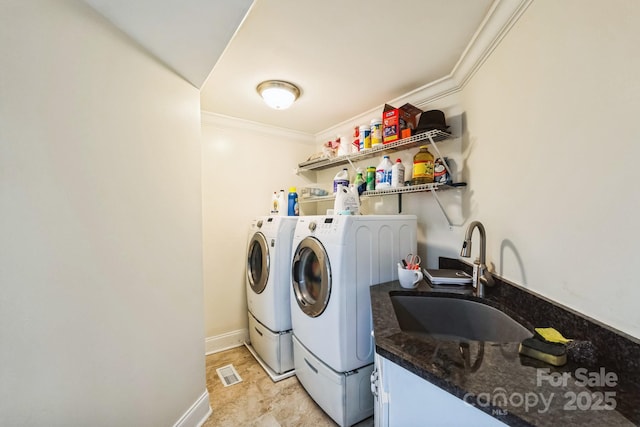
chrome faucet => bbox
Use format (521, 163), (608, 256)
(460, 221), (495, 297)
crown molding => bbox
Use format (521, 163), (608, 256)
(450, 0), (533, 90)
(201, 0), (533, 145)
(315, 0), (532, 142)
(410, 0), (534, 108)
(201, 111), (315, 144)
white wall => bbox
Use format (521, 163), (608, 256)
(201, 114), (315, 345)
(313, 0), (640, 340)
(458, 0), (640, 338)
(0, 1), (207, 425)
(200, 0), (640, 346)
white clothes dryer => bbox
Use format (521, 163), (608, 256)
(245, 216), (298, 377)
(289, 215), (416, 426)
(291, 215), (417, 372)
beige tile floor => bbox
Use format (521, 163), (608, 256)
(202, 346), (374, 427)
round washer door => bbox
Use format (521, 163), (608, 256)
(247, 232), (269, 294)
(291, 236), (331, 317)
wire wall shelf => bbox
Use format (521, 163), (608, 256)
(298, 182), (466, 204)
(297, 129), (452, 172)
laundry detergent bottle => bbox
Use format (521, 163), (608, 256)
(353, 170), (366, 195)
(391, 158), (405, 187)
(288, 187), (299, 216)
(375, 155), (393, 189)
(333, 184), (360, 215)
(333, 168), (349, 193)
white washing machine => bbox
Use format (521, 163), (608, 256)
(290, 215), (417, 426)
(245, 216), (298, 378)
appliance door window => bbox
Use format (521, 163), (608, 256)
(247, 232), (269, 294)
(291, 237), (331, 317)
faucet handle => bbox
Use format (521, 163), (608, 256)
(479, 274), (495, 288)
(472, 257), (480, 288)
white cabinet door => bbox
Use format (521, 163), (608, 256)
(379, 355), (507, 427)
(372, 353), (389, 427)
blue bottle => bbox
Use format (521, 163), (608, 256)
(287, 187), (299, 216)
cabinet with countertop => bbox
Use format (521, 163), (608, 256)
(372, 353), (507, 427)
(370, 257), (640, 426)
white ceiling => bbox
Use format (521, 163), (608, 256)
(84, 0), (254, 87)
(84, 0), (495, 135)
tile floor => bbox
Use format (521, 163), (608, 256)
(202, 346), (374, 427)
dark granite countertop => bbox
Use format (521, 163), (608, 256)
(371, 258), (640, 426)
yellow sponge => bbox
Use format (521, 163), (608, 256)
(519, 338), (567, 366)
(534, 327), (572, 344)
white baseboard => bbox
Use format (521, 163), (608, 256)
(205, 329), (248, 355)
(173, 389), (212, 427)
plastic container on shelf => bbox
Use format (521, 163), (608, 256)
(391, 159), (405, 188)
(434, 157), (452, 184)
(375, 155), (393, 189)
(333, 168), (350, 193)
(347, 184), (360, 214)
(353, 170), (366, 195)
(366, 166), (376, 191)
(270, 192), (279, 215)
(370, 119), (383, 148)
(300, 187), (328, 198)
(337, 135), (351, 156)
(412, 145), (435, 184)
(288, 187), (299, 216)
(277, 190), (287, 216)
(359, 124), (371, 151)
(333, 184), (360, 215)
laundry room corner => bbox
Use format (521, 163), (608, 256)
(200, 113), (316, 352)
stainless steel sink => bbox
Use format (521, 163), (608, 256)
(390, 293), (532, 342)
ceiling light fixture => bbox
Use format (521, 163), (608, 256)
(256, 80), (300, 110)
